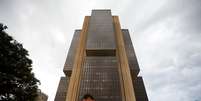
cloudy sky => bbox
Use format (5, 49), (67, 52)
(1, 0), (201, 101)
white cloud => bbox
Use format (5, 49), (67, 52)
(0, 0), (201, 101)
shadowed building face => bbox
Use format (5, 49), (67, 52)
(54, 9), (148, 101)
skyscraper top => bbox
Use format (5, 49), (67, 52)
(86, 10), (116, 51)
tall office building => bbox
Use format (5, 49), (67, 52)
(54, 10), (148, 101)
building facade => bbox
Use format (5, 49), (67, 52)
(54, 10), (148, 101)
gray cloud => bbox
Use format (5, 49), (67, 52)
(133, 0), (201, 100)
(0, 0), (201, 101)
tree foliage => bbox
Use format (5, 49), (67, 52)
(0, 23), (40, 101)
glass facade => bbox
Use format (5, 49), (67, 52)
(54, 10), (148, 101)
(79, 57), (122, 101)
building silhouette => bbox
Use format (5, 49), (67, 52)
(54, 9), (148, 101)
